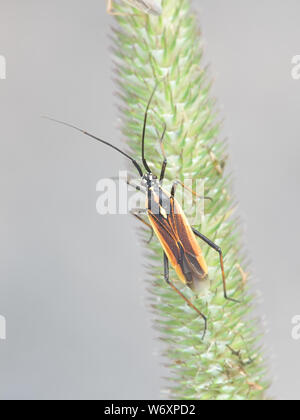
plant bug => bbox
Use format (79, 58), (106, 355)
(44, 86), (240, 340)
(106, 0), (162, 16)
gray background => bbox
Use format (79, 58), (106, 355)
(0, 0), (299, 400)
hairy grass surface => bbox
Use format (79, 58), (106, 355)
(112, 0), (268, 400)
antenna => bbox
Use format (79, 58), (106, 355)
(43, 117), (144, 177)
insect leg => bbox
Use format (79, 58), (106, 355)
(159, 123), (167, 183)
(126, 180), (144, 192)
(131, 210), (154, 243)
(157, 122), (167, 208)
(192, 228), (240, 303)
(163, 253), (207, 340)
(171, 180), (212, 201)
(142, 85), (158, 173)
(109, 176), (146, 193)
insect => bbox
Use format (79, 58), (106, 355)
(45, 86), (239, 339)
(106, 0), (162, 16)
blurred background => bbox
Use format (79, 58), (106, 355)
(0, 0), (299, 400)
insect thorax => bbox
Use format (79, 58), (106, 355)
(145, 182), (172, 217)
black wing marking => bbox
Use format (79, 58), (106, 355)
(148, 188), (207, 282)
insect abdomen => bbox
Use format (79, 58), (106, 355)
(174, 248), (209, 295)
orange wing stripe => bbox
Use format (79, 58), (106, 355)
(148, 211), (180, 269)
(147, 191), (209, 286)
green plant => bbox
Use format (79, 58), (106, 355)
(112, 0), (268, 400)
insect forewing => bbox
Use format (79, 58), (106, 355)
(147, 188), (209, 293)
